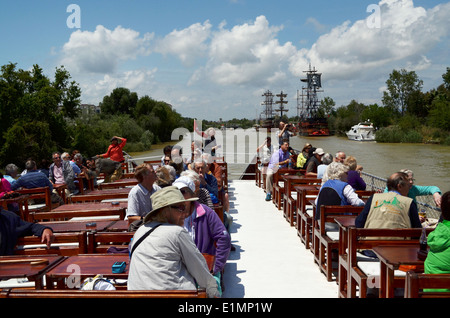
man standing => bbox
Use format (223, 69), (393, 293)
(126, 163), (161, 223)
(265, 141), (290, 201)
(355, 172), (422, 229)
(276, 122), (293, 147)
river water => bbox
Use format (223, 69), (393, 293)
(129, 129), (449, 193)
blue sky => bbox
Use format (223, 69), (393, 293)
(1, 0), (449, 120)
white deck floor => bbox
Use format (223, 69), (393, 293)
(222, 180), (338, 298)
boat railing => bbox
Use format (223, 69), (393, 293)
(361, 172), (442, 219)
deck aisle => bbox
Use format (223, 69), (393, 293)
(222, 180), (338, 298)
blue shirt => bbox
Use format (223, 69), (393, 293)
(268, 148), (290, 169)
(11, 170), (53, 191)
(201, 174), (219, 204)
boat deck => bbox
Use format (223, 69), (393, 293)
(222, 180), (338, 298)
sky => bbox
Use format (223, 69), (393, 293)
(1, 0), (449, 121)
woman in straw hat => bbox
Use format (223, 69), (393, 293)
(127, 186), (221, 297)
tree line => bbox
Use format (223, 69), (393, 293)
(1, 62), (448, 171)
(0, 63), (192, 171)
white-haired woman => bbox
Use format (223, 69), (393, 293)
(180, 169), (213, 208)
(315, 162), (365, 230)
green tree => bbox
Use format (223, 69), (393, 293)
(360, 103), (393, 128)
(382, 69), (423, 115)
(0, 63), (81, 167)
(100, 87), (138, 115)
(319, 96), (336, 117)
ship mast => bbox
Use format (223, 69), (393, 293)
(260, 90), (275, 128)
(299, 64), (323, 120)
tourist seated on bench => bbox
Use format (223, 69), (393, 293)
(316, 162), (365, 231)
(173, 176), (231, 276)
(127, 186), (221, 298)
(0, 207), (54, 256)
(425, 191), (450, 292)
(355, 171), (422, 238)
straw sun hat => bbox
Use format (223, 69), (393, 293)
(143, 186), (198, 223)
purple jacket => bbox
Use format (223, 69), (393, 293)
(189, 202), (231, 274)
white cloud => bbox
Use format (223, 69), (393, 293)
(189, 15), (296, 87)
(153, 21), (212, 66)
(61, 25), (153, 74)
(289, 0), (450, 81)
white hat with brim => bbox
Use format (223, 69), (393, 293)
(143, 186), (198, 224)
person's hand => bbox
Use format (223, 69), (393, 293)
(433, 193), (442, 208)
(41, 229), (54, 249)
(198, 173), (206, 185)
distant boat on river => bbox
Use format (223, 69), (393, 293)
(346, 121), (376, 141)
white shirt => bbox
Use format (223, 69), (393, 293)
(126, 183), (160, 218)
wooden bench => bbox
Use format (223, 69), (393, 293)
(313, 205), (364, 282)
(296, 188), (319, 249)
(344, 227), (432, 298)
(98, 179), (138, 190)
(0, 288), (207, 298)
(404, 271), (450, 298)
(16, 187), (54, 221)
(14, 232), (88, 256)
(87, 231), (133, 253)
(70, 190), (130, 203)
(283, 177), (319, 227)
(29, 208), (126, 222)
(271, 168), (298, 209)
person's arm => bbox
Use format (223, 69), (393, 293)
(0, 178), (11, 197)
(117, 137), (127, 149)
(343, 185), (365, 206)
(409, 201), (422, 228)
(64, 161), (75, 185)
(205, 207), (231, 274)
(178, 229), (220, 298)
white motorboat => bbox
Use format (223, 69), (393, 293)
(346, 122), (376, 141)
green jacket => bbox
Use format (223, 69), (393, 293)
(424, 220), (450, 292)
(425, 220), (450, 274)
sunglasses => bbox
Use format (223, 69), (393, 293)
(169, 204), (186, 212)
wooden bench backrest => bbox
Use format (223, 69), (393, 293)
(0, 288), (207, 298)
(405, 271), (450, 298)
(87, 231), (134, 253)
(347, 227), (434, 268)
(15, 232), (87, 256)
(355, 190), (377, 199)
(30, 208), (126, 222)
(286, 178), (321, 195)
(16, 186), (52, 211)
(318, 205), (364, 235)
(70, 192), (129, 203)
(297, 188), (319, 213)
